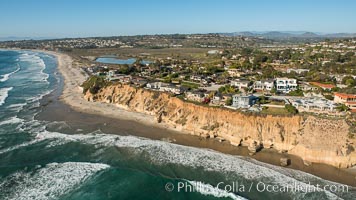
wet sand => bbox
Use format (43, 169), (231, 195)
(35, 50), (356, 187)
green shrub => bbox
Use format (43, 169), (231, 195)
(285, 104), (298, 114)
(81, 76), (110, 94)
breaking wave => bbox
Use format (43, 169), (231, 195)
(0, 87), (13, 106)
(7, 128), (350, 199)
(0, 66), (20, 82)
(0, 162), (110, 200)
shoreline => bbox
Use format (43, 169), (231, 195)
(24, 49), (356, 186)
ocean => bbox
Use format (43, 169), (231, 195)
(0, 50), (355, 200)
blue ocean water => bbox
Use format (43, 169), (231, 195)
(0, 50), (355, 200)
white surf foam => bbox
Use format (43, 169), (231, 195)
(0, 116), (24, 126)
(0, 87), (13, 106)
(0, 162), (109, 200)
(18, 52), (49, 83)
(0, 66), (20, 82)
(25, 130), (349, 199)
(0, 139), (42, 155)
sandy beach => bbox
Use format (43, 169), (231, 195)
(49, 51), (165, 128)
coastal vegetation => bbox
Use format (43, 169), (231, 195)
(81, 76), (110, 94)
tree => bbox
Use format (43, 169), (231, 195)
(336, 104), (350, 112)
(225, 98), (233, 106)
(285, 104), (298, 114)
(218, 85), (238, 94)
(342, 76), (356, 87)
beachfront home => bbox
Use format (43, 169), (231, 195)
(230, 79), (250, 90)
(334, 93), (356, 104)
(291, 97), (337, 113)
(253, 79), (274, 92)
(160, 84), (183, 94)
(232, 94), (258, 108)
(146, 82), (169, 90)
(211, 93), (231, 106)
(275, 78), (298, 93)
(185, 91), (206, 102)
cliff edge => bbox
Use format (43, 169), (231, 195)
(85, 84), (356, 168)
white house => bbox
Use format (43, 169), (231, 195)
(230, 79), (250, 90)
(291, 97), (337, 113)
(275, 78), (298, 93)
(253, 79), (274, 91)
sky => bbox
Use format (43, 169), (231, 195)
(0, 0), (355, 38)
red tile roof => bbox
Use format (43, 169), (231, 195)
(335, 93), (356, 99)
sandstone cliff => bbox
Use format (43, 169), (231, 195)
(85, 84), (356, 168)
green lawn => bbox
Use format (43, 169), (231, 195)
(181, 81), (200, 89)
(261, 107), (290, 115)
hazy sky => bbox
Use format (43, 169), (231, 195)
(0, 0), (355, 38)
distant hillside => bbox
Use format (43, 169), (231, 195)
(223, 31), (356, 39)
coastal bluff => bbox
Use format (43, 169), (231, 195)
(84, 84), (356, 168)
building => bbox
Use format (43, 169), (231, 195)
(160, 84), (183, 94)
(146, 82), (183, 94)
(146, 82), (169, 90)
(287, 68), (310, 74)
(185, 91), (206, 102)
(310, 82), (335, 91)
(230, 79), (250, 90)
(299, 82), (319, 92)
(207, 50), (219, 54)
(253, 79), (274, 91)
(211, 93), (231, 106)
(232, 94), (258, 108)
(275, 78), (298, 93)
(291, 97), (337, 113)
(334, 93), (356, 104)
(227, 69), (243, 77)
(345, 102), (356, 111)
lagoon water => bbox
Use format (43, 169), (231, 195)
(96, 57), (151, 65)
(0, 50), (355, 200)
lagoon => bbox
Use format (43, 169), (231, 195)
(96, 57), (151, 65)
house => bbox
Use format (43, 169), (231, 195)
(106, 73), (131, 82)
(275, 78), (298, 93)
(227, 69), (243, 77)
(232, 94), (258, 108)
(334, 93), (356, 104)
(207, 50), (219, 55)
(211, 93), (231, 105)
(291, 97), (337, 113)
(131, 77), (148, 87)
(299, 82), (319, 92)
(310, 82), (335, 91)
(287, 68), (310, 74)
(253, 79), (274, 91)
(190, 75), (204, 82)
(230, 79), (250, 90)
(146, 82), (169, 90)
(146, 82), (183, 94)
(160, 84), (183, 94)
(185, 91), (205, 102)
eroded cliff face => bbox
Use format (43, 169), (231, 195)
(85, 84), (356, 168)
